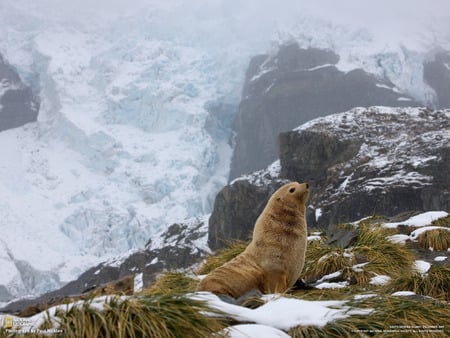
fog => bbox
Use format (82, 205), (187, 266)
(6, 0), (450, 48)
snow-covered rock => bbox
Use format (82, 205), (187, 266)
(209, 107), (450, 247)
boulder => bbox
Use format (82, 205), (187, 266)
(0, 54), (39, 131)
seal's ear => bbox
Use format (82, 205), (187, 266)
(276, 197), (281, 201)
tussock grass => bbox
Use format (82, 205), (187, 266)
(44, 294), (225, 338)
(301, 223), (414, 287)
(197, 240), (248, 275)
(352, 223), (415, 277)
(388, 265), (450, 300)
(290, 295), (449, 338)
(301, 241), (354, 282)
(143, 272), (198, 295)
(417, 228), (450, 251)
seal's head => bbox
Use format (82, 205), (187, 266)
(271, 182), (309, 207)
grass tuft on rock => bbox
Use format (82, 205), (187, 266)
(388, 265), (450, 300)
(44, 294), (225, 338)
(417, 228), (450, 251)
(301, 222), (415, 287)
(289, 295), (449, 338)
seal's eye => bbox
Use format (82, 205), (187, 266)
(289, 187), (296, 193)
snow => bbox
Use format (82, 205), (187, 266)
(193, 292), (372, 330)
(392, 291), (416, 297)
(353, 294), (377, 300)
(387, 234), (410, 245)
(434, 256), (447, 262)
(413, 260), (431, 274)
(0, 1), (253, 298)
(383, 211), (448, 228)
(369, 275), (391, 286)
(222, 324), (290, 338)
(315, 208), (322, 221)
(410, 226), (450, 240)
(316, 271), (342, 283)
(315, 281), (349, 289)
(133, 273), (143, 293)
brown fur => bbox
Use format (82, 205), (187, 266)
(197, 182), (309, 298)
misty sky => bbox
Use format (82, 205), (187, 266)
(4, 0), (450, 48)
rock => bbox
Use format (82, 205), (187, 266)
(0, 53), (39, 131)
(208, 107), (450, 248)
(229, 43), (421, 179)
(423, 51), (450, 108)
(0, 286), (13, 303)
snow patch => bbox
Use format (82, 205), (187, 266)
(413, 260), (431, 274)
(133, 273), (143, 293)
(369, 275), (391, 285)
(434, 256), (447, 262)
(192, 292), (372, 329)
(392, 291), (416, 297)
(315, 281), (349, 289)
(383, 211), (448, 228)
(387, 234), (410, 245)
(222, 324), (290, 338)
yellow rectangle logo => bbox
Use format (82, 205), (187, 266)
(3, 316), (13, 329)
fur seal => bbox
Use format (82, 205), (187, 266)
(197, 181), (309, 298)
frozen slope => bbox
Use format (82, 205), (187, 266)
(0, 2), (254, 298)
(0, 0), (450, 299)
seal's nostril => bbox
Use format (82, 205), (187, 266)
(306, 183), (309, 189)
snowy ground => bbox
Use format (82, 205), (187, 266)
(0, 211), (448, 336)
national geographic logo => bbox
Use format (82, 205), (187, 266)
(3, 315), (13, 329)
(2, 315), (32, 329)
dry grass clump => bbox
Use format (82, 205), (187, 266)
(301, 222), (415, 288)
(143, 272), (198, 295)
(42, 294), (225, 338)
(388, 265), (450, 301)
(301, 241), (354, 282)
(289, 295), (449, 338)
(416, 228), (450, 251)
(351, 223), (415, 277)
(196, 240), (248, 275)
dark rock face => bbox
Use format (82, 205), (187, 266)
(229, 43), (420, 179)
(0, 54), (39, 131)
(423, 51), (450, 108)
(209, 107), (450, 248)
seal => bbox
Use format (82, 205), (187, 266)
(197, 182), (309, 298)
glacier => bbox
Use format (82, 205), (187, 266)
(1, 0), (450, 300)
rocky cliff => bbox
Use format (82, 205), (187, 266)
(0, 54), (39, 131)
(209, 106), (450, 249)
(229, 43), (449, 179)
(423, 51), (450, 108)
